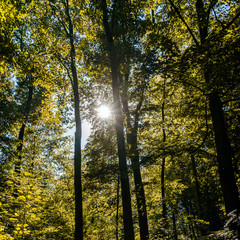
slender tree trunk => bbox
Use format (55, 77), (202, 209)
(116, 175), (120, 240)
(65, 1), (83, 238)
(161, 79), (167, 229)
(112, 78), (135, 240)
(161, 156), (166, 217)
(131, 142), (149, 240)
(121, 73), (149, 240)
(15, 86), (33, 175)
(101, 1), (135, 239)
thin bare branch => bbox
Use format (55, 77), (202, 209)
(55, 51), (74, 89)
(207, 0), (218, 25)
(223, 10), (240, 31)
(168, 0), (199, 46)
(50, 3), (70, 36)
(58, 16), (70, 36)
(133, 82), (145, 133)
(213, 8), (225, 27)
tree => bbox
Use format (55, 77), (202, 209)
(43, 0), (84, 237)
(100, 1), (135, 238)
(148, 0), (240, 236)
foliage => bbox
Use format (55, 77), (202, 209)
(1, 0), (240, 239)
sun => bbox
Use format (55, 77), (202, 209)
(97, 105), (111, 119)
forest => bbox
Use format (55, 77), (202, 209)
(0, 0), (240, 239)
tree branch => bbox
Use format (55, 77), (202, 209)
(55, 51), (74, 89)
(111, 0), (118, 34)
(168, 0), (199, 46)
(58, 16), (70, 36)
(207, 0), (218, 25)
(50, 3), (70, 36)
(133, 82), (145, 133)
(119, 73), (133, 134)
(222, 10), (240, 31)
(213, 8), (225, 27)
(101, 0), (113, 44)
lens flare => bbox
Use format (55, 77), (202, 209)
(97, 105), (111, 119)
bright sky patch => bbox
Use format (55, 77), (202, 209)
(97, 105), (111, 119)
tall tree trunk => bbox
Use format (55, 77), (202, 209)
(116, 175), (120, 240)
(113, 89), (134, 240)
(121, 73), (149, 240)
(208, 91), (240, 235)
(161, 79), (167, 229)
(131, 140), (149, 240)
(208, 91), (240, 214)
(15, 85), (33, 175)
(169, 3), (240, 230)
(161, 156), (166, 219)
(195, 0), (240, 236)
(101, 1), (135, 239)
(65, 1), (83, 239)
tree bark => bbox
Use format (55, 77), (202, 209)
(161, 156), (166, 219)
(161, 79), (167, 228)
(208, 91), (240, 235)
(65, 1), (83, 239)
(121, 73), (149, 240)
(195, 0), (240, 236)
(131, 139), (149, 240)
(169, 3), (240, 226)
(101, 1), (135, 239)
(113, 99), (135, 240)
(166, 0), (240, 236)
(115, 175), (120, 240)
